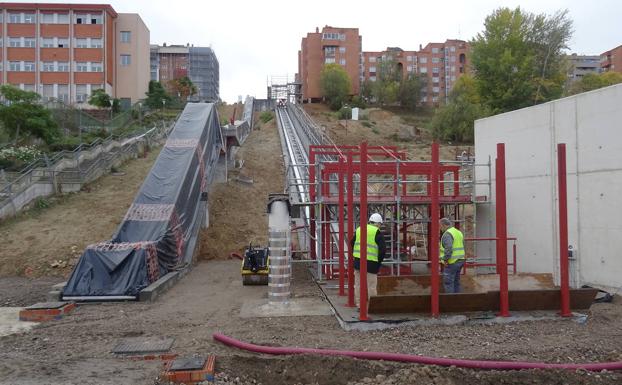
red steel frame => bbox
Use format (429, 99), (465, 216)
(305, 141), (569, 320)
(558, 144), (572, 317)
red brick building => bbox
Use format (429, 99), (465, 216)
(601, 44), (622, 73)
(0, 3), (149, 105)
(360, 40), (469, 107)
(298, 26), (362, 102)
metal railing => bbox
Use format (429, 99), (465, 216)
(0, 117), (177, 219)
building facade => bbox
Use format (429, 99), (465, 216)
(567, 54), (601, 81)
(150, 44), (219, 102)
(360, 40), (469, 107)
(601, 44), (622, 73)
(0, 2), (149, 106)
(298, 26), (362, 102)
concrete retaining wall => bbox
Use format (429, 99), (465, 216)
(474, 84), (622, 290)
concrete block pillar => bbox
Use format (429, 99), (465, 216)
(267, 194), (291, 303)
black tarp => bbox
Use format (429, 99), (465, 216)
(63, 103), (223, 297)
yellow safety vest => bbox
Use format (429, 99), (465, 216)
(353, 225), (379, 262)
(439, 226), (465, 264)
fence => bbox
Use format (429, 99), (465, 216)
(0, 118), (177, 220)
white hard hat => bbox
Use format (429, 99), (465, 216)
(369, 213), (383, 224)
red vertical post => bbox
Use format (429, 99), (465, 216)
(346, 153), (355, 307)
(338, 157), (345, 296)
(453, 170), (459, 197)
(359, 142), (369, 321)
(430, 142), (440, 318)
(309, 151), (316, 261)
(558, 143), (572, 317)
(496, 143), (510, 317)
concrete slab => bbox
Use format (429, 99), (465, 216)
(139, 271), (181, 302)
(0, 307), (37, 337)
(321, 281), (589, 331)
(239, 297), (333, 318)
(112, 337), (175, 355)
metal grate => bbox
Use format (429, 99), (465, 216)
(112, 337), (175, 354)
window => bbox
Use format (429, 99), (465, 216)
(407, 65), (413, 72)
(451, 66), (456, 72)
(432, 96), (439, 103)
(369, 56), (376, 63)
(76, 62), (88, 72)
(42, 84), (55, 100)
(91, 38), (103, 48)
(76, 85), (88, 102)
(0, 62), (2, 71)
(420, 67), (428, 74)
(322, 32), (345, 41)
(75, 14), (87, 24)
(340, 58), (346, 65)
(451, 75), (456, 81)
(24, 62), (35, 72)
(57, 62), (69, 72)
(432, 57), (440, 64)
(91, 84), (103, 91)
(407, 56), (413, 62)
(432, 67), (440, 74)
(459, 67), (464, 73)
(432, 47), (439, 54)
(120, 54), (131, 66)
(42, 13), (54, 23)
(41, 38), (55, 48)
(76, 38), (88, 48)
(450, 46), (456, 52)
(325, 57), (335, 64)
(450, 56), (456, 62)
(422, 96), (427, 102)
(432, 77), (440, 83)
(9, 13), (21, 23)
(339, 46), (346, 53)
(58, 85), (69, 103)
(9, 61), (21, 71)
(57, 38), (68, 48)
(23, 84), (35, 92)
(24, 14), (36, 24)
(42, 62), (55, 72)
(369, 66), (376, 73)
(325, 46), (336, 56)
(91, 14), (103, 24)
(57, 14), (69, 24)
(120, 31), (131, 43)
(91, 62), (103, 72)
(24, 38), (36, 48)
(370, 76), (376, 82)
(9, 38), (21, 47)
(420, 57), (427, 64)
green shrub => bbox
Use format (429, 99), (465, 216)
(337, 106), (352, 120)
(259, 111), (274, 123)
(47, 137), (82, 152)
(34, 197), (50, 210)
(350, 96), (367, 109)
(0, 145), (43, 170)
(362, 121), (373, 128)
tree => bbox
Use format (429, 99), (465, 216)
(169, 76), (197, 102)
(145, 80), (171, 109)
(371, 59), (401, 105)
(320, 63), (351, 110)
(430, 75), (490, 143)
(566, 72), (622, 95)
(470, 7), (573, 113)
(88, 88), (112, 109)
(397, 74), (424, 110)
(0, 85), (60, 144)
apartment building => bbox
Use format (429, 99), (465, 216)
(150, 43), (219, 102)
(0, 3), (149, 106)
(567, 54), (601, 81)
(298, 26), (362, 102)
(360, 40), (469, 107)
(601, 44), (622, 73)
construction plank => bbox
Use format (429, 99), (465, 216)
(368, 288), (598, 314)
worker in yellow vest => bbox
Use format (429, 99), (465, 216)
(351, 213), (386, 307)
(439, 217), (465, 293)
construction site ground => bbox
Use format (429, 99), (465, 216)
(0, 106), (621, 384)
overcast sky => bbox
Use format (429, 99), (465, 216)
(13, 0), (622, 102)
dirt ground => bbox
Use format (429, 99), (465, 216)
(1, 261), (621, 384)
(198, 116), (282, 259)
(1, 104), (622, 384)
(303, 104), (472, 161)
(0, 146), (162, 278)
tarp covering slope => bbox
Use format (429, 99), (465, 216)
(63, 103), (223, 297)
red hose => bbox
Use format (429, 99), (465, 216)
(230, 252), (243, 260)
(213, 333), (622, 371)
